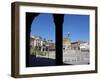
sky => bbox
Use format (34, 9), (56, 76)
(31, 13), (55, 42)
(63, 14), (89, 42)
(31, 13), (89, 42)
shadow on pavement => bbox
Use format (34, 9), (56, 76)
(29, 55), (56, 67)
(28, 55), (72, 67)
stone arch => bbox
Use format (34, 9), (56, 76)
(26, 13), (64, 66)
(26, 13), (40, 67)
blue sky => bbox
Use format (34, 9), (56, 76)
(63, 14), (89, 42)
(31, 13), (89, 42)
(31, 13), (55, 42)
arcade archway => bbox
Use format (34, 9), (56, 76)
(26, 13), (64, 67)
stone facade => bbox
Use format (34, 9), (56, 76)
(30, 35), (55, 54)
(71, 42), (80, 50)
(80, 42), (89, 51)
(63, 38), (71, 50)
(71, 41), (89, 50)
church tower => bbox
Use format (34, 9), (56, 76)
(63, 32), (71, 50)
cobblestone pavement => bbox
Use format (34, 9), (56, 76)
(36, 50), (89, 65)
(63, 50), (89, 65)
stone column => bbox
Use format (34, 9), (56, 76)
(26, 13), (39, 67)
(53, 14), (64, 65)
